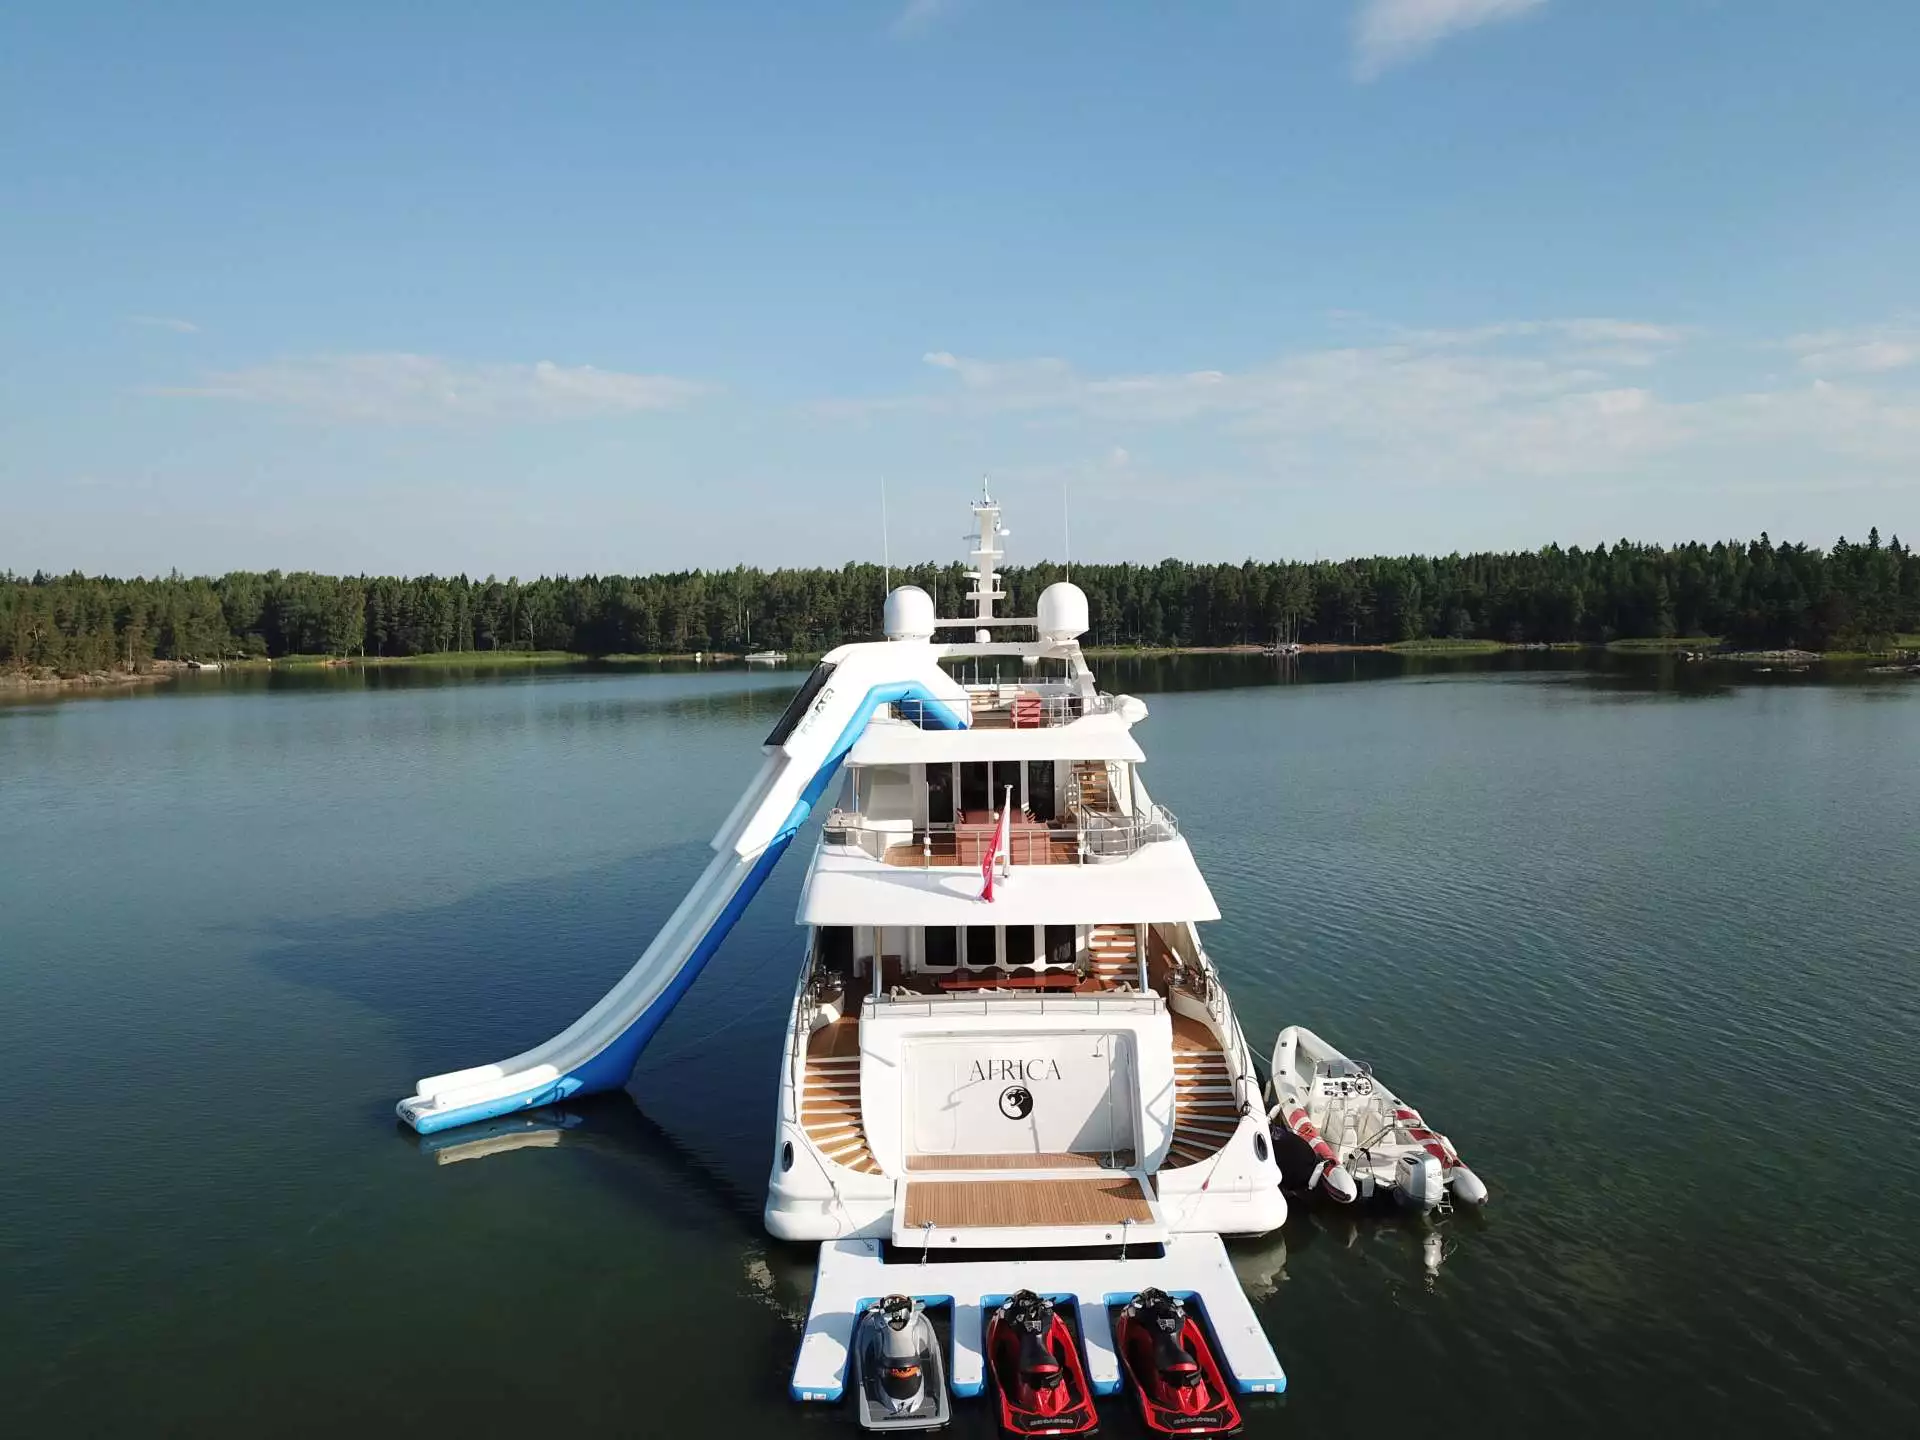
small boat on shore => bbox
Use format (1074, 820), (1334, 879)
(852, 1294), (950, 1431)
(1266, 1026), (1488, 1212)
(744, 649), (787, 664)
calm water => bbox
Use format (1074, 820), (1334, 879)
(3, 655), (1917, 1436)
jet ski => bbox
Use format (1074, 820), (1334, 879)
(853, 1295), (950, 1431)
(1113, 1288), (1242, 1435)
(985, 1290), (1097, 1436)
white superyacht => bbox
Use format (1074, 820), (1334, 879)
(398, 494), (1288, 1405)
(766, 497), (1285, 1252)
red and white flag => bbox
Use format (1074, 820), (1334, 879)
(980, 785), (1013, 901)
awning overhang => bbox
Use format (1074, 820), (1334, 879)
(796, 837), (1221, 926)
(847, 716), (1144, 767)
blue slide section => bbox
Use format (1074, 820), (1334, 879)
(401, 676), (964, 1134)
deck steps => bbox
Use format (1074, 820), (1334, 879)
(1165, 1041), (1241, 1170)
(800, 1054), (881, 1175)
(1072, 760), (1116, 813)
(1087, 922), (1140, 987)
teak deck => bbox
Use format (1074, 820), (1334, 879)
(905, 1150), (1136, 1172)
(901, 1175), (1156, 1229)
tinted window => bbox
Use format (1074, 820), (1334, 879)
(1004, 927), (1035, 967)
(820, 926), (853, 974)
(926, 764), (954, 825)
(1027, 760), (1056, 821)
(965, 925), (998, 968)
(923, 927), (958, 969)
(990, 759), (1022, 811)
(959, 762), (989, 815)
(1045, 925), (1077, 966)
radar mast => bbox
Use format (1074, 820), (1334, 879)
(966, 483), (1008, 626)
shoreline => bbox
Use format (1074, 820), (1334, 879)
(10, 638), (1915, 695)
(0, 662), (187, 695)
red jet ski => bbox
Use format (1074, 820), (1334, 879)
(1113, 1289), (1242, 1435)
(985, 1290), (1098, 1436)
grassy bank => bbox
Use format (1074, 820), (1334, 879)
(1605, 636), (1720, 652)
(1387, 638), (1515, 655)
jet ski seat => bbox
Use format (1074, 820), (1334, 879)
(1018, 1330), (1064, 1388)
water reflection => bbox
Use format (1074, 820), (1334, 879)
(1283, 1201), (1484, 1295)
(407, 1093), (815, 1326)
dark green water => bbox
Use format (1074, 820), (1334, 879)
(3, 655), (1917, 1436)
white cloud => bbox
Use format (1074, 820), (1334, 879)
(127, 314), (200, 333)
(891, 0), (957, 38)
(156, 353), (710, 423)
(823, 318), (1920, 490)
(1354, 0), (1547, 79)
(1785, 324), (1920, 377)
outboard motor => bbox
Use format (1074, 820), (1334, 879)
(875, 1296), (925, 1414)
(1394, 1150), (1445, 1211)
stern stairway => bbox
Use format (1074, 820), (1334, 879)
(801, 1054), (881, 1175)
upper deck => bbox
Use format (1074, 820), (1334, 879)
(801, 675), (1214, 922)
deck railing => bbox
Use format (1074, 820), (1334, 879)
(823, 803), (1179, 867)
(890, 690), (1117, 729)
(867, 990), (1162, 1019)
(1164, 922), (1263, 1110)
(1075, 802), (1180, 858)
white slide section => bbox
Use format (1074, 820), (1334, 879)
(396, 641), (968, 1135)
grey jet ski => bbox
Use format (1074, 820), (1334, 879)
(852, 1294), (950, 1431)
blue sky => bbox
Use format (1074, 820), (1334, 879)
(4, 0), (1918, 576)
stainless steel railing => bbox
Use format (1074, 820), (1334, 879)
(866, 990), (1162, 1019)
(822, 805), (1179, 866)
(890, 690), (1117, 729)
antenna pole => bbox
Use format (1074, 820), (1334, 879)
(1064, 482), (1071, 583)
(881, 475), (891, 596)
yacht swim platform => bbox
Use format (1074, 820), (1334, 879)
(900, 1173), (1158, 1231)
(792, 1235), (1286, 1402)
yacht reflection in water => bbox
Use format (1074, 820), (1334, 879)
(404, 1094), (816, 1325)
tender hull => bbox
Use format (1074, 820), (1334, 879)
(1267, 1025), (1487, 1211)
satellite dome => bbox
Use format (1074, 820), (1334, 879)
(1037, 582), (1089, 642)
(883, 585), (936, 641)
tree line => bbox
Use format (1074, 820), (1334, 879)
(4, 529), (1916, 673)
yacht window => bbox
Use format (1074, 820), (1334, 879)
(1003, 926), (1035, 968)
(819, 926), (853, 976)
(990, 759), (1022, 813)
(964, 925), (998, 968)
(959, 762), (989, 817)
(1045, 925), (1076, 967)
(1027, 760), (1056, 822)
(923, 927), (958, 970)
(926, 764), (954, 825)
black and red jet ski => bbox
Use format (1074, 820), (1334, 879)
(985, 1290), (1098, 1436)
(1113, 1288), (1242, 1436)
